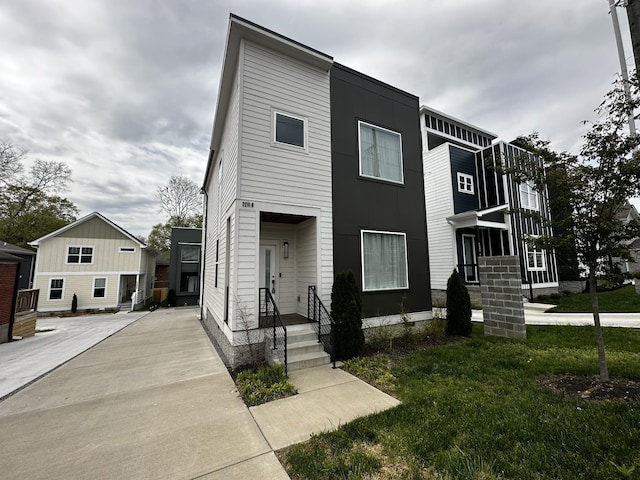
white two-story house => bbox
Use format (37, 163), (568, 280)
(29, 212), (155, 312)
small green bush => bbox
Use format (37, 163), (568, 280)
(71, 293), (78, 313)
(420, 312), (446, 341)
(331, 271), (365, 360)
(167, 289), (176, 307)
(366, 323), (395, 353)
(445, 269), (472, 336)
(236, 364), (296, 406)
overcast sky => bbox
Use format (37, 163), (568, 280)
(1, 0), (637, 237)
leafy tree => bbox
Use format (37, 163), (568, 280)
(445, 269), (472, 336)
(331, 271), (364, 360)
(0, 188), (78, 246)
(157, 176), (202, 225)
(514, 75), (640, 380)
(147, 214), (202, 252)
(0, 142), (77, 247)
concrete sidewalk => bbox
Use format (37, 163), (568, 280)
(0, 311), (149, 399)
(471, 303), (640, 328)
(0, 308), (400, 479)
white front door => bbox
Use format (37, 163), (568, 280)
(259, 244), (278, 302)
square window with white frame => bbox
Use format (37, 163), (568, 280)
(93, 278), (106, 298)
(49, 278), (64, 300)
(519, 181), (539, 210)
(358, 121), (404, 184)
(361, 230), (409, 291)
(274, 112), (306, 148)
(457, 172), (474, 194)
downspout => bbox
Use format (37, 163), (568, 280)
(200, 188), (209, 322)
(7, 262), (21, 342)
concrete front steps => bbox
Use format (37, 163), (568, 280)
(269, 323), (331, 372)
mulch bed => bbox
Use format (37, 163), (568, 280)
(538, 375), (640, 402)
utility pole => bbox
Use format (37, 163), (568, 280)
(609, 0), (636, 134)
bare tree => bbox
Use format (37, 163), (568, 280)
(156, 176), (201, 225)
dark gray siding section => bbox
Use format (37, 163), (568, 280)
(330, 63), (431, 317)
(450, 146), (479, 214)
(169, 228), (202, 306)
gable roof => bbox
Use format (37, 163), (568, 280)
(28, 212), (147, 248)
(0, 241), (36, 256)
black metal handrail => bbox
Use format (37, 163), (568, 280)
(307, 285), (335, 368)
(259, 287), (287, 374)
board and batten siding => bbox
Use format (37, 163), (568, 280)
(423, 143), (456, 290)
(35, 236), (142, 274)
(295, 217), (317, 316)
(239, 40), (333, 305)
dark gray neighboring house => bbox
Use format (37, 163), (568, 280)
(169, 228), (202, 306)
(0, 241), (36, 291)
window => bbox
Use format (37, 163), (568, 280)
(361, 230), (409, 291)
(214, 239), (219, 288)
(119, 247), (135, 253)
(525, 239), (545, 271)
(67, 246), (93, 264)
(49, 278), (64, 300)
(358, 121), (403, 184)
(180, 244), (200, 263)
(274, 112), (305, 148)
(457, 172), (474, 194)
(519, 181), (539, 210)
(93, 278), (106, 298)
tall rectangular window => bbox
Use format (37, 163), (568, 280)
(361, 230), (409, 291)
(93, 278), (106, 298)
(358, 121), (403, 184)
(67, 246), (93, 264)
(49, 278), (64, 300)
(214, 239), (219, 288)
(519, 181), (539, 210)
(274, 112), (305, 148)
(525, 243), (545, 271)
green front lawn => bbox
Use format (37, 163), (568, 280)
(279, 324), (640, 479)
(540, 284), (640, 313)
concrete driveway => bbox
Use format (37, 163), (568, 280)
(0, 307), (289, 479)
(0, 311), (149, 399)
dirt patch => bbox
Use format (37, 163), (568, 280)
(538, 375), (640, 402)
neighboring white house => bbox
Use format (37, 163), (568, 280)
(29, 212), (155, 312)
(421, 106), (559, 301)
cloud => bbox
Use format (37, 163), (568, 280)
(0, 0), (635, 235)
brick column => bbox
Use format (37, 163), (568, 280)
(478, 256), (526, 339)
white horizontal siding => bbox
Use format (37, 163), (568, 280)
(424, 143), (456, 290)
(235, 208), (257, 328)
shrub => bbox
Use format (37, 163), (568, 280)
(445, 269), (472, 336)
(235, 364), (296, 406)
(420, 309), (446, 341)
(167, 289), (176, 306)
(71, 293), (78, 313)
(331, 271), (365, 360)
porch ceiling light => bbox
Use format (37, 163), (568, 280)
(283, 241), (289, 259)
